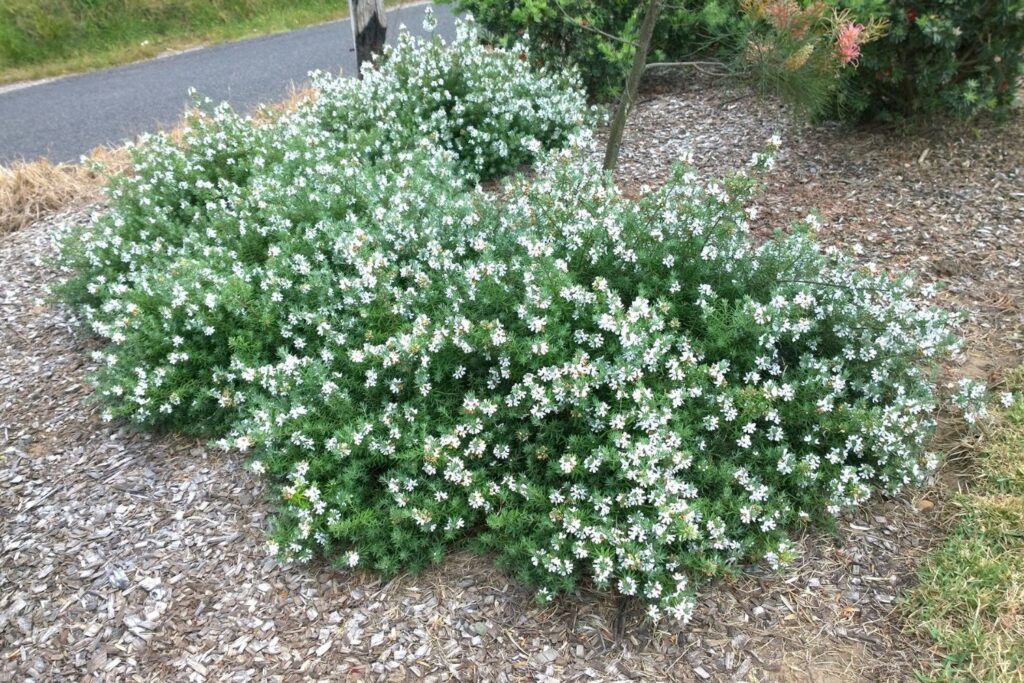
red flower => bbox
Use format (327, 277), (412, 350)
(906, 7), (918, 24)
(837, 22), (866, 66)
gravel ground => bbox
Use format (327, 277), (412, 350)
(2, 79), (1022, 682)
(616, 75), (1023, 372)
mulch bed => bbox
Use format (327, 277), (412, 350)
(2, 77), (1021, 681)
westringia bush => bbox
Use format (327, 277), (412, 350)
(219, 147), (960, 621)
(56, 17), (590, 431)
(57, 16), (967, 623)
(307, 17), (590, 180)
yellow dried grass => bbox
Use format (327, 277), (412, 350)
(251, 85), (317, 125)
(0, 147), (132, 238)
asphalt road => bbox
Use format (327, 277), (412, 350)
(0, 2), (454, 164)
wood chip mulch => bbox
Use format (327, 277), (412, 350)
(2, 78), (1021, 682)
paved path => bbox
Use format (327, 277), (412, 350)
(0, 2), (454, 164)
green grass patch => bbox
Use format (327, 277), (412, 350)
(909, 367), (1024, 682)
(0, 1), (401, 85)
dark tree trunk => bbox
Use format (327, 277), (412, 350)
(603, 0), (662, 171)
(349, 0), (387, 76)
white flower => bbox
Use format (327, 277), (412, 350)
(422, 7), (438, 31)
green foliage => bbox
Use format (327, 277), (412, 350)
(57, 17), (969, 622)
(441, 0), (745, 100)
(828, 0), (1024, 121)
(446, 0), (1024, 121)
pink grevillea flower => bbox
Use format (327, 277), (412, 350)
(765, 0), (799, 30)
(837, 22), (866, 65)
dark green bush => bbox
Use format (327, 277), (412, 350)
(441, 0), (745, 99)
(445, 0), (1024, 121)
(829, 0), (1024, 121)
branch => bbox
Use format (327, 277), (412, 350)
(718, 91), (756, 107)
(603, 0), (663, 170)
(776, 278), (895, 294)
(553, 0), (638, 47)
(644, 60), (737, 77)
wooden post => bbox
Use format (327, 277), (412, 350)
(603, 0), (661, 171)
(349, 0), (387, 76)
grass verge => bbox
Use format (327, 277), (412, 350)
(0, 1), (403, 86)
(908, 367), (1024, 681)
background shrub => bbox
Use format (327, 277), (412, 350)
(828, 0), (1024, 121)
(306, 23), (592, 180)
(58, 18), (964, 622)
(446, 0), (1024, 121)
(442, 0), (744, 100)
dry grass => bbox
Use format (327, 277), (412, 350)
(250, 84), (316, 125)
(0, 85), (316, 240)
(0, 147), (131, 238)
(907, 367), (1024, 682)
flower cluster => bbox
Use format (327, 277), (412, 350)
(835, 20), (866, 65)
(56, 17), (588, 429)
(57, 20), (965, 623)
(306, 14), (591, 180)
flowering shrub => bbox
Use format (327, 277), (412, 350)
(742, 0), (1023, 120)
(58, 16), (965, 623)
(56, 17), (589, 430)
(442, 0), (883, 110)
(306, 19), (591, 180)
(266, 144), (956, 621)
(447, 0), (892, 117)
